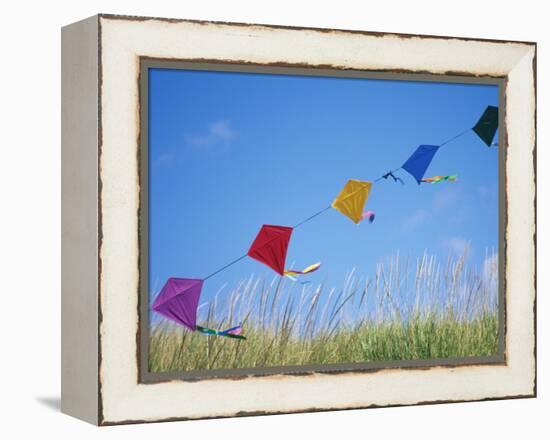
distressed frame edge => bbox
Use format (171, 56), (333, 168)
(97, 12), (537, 46)
(503, 44), (537, 401)
(532, 44), (538, 399)
(100, 393), (536, 427)
(94, 15), (537, 425)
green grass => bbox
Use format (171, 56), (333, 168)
(149, 250), (499, 372)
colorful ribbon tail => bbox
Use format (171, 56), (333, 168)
(383, 171), (404, 185)
(361, 211), (375, 223)
(196, 325), (217, 336)
(284, 274), (311, 285)
(222, 332), (246, 340)
(421, 175), (457, 184)
(196, 325), (246, 340)
(220, 324), (243, 336)
(284, 262), (321, 278)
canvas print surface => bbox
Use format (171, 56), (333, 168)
(146, 67), (500, 375)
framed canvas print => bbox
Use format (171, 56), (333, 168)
(61, 14), (536, 425)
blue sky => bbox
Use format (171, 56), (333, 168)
(148, 68), (499, 307)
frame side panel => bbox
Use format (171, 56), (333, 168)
(61, 15), (100, 425)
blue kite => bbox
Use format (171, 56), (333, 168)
(401, 145), (440, 184)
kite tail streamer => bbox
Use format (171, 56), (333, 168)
(361, 211), (375, 223)
(378, 170), (404, 185)
(421, 175), (458, 184)
(196, 325), (246, 340)
(283, 262), (321, 278)
(220, 324), (243, 336)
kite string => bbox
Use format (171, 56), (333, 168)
(293, 205), (333, 229)
(200, 123), (476, 280)
(439, 127), (471, 147)
(295, 164), (410, 229)
(203, 254), (248, 281)
(294, 165), (403, 229)
(373, 167), (402, 183)
(202, 234), (292, 280)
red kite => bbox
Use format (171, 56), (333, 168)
(247, 225), (292, 275)
(247, 224), (321, 278)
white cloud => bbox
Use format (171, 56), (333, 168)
(482, 252), (498, 307)
(479, 183), (498, 201)
(441, 236), (472, 256)
(483, 252), (498, 282)
(185, 120), (236, 149)
(402, 209), (432, 230)
(153, 151), (176, 167)
(432, 186), (461, 211)
(210, 120), (236, 140)
(153, 120), (237, 167)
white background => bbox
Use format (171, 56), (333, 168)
(0, 0), (546, 438)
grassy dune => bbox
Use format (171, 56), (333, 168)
(149, 251), (499, 373)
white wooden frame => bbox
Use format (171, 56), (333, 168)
(61, 14), (536, 425)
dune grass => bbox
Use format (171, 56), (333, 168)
(149, 251), (499, 372)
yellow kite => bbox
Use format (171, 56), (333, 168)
(331, 179), (373, 224)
